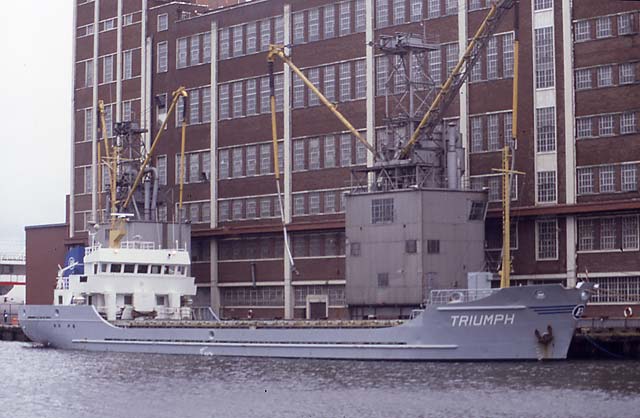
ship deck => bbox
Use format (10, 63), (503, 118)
(112, 319), (406, 329)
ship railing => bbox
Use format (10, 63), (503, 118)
(0, 253), (26, 262)
(85, 244), (102, 256)
(120, 241), (155, 250)
(0, 274), (26, 284)
(428, 288), (499, 305)
(191, 306), (220, 321)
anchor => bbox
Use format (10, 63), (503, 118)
(535, 325), (554, 345)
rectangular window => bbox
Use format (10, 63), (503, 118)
(503, 33), (514, 78)
(190, 89), (200, 124)
(233, 26), (243, 57)
(176, 96), (185, 126)
(471, 116), (483, 152)
(371, 198), (394, 224)
(445, 0), (458, 15)
(324, 5), (335, 39)
(202, 151), (211, 180)
(175, 154), (187, 185)
(622, 216), (639, 250)
(246, 79), (257, 115)
(487, 114), (500, 151)
(621, 112), (637, 134)
(85, 60), (94, 87)
(597, 66), (613, 87)
(157, 155), (167, 185)
(393, 0), (405, 25)
(618, 14), (633, 36)
(600, 218), (616, 250)
(578, 218), (594, 251)
(293, 74), (305, 108)
(232, 148), (243, 177)
(232, 200), (243, 220)
(356, 0), (367, 32)
(410, 0), (423, 22)
(536, 107), (556, 152)
(596, 16), (612, 38)
(376, 0), (389, 28)
(377, 273), (389, 288)
(339, 62), (351, 101)
(577, 167), (594, 195)
(325, 192), (336, 213)
(219, 84), (229, 120)
(103, 55), (113, 83)
(219, 150), (229, 179)
(504, 111), (513, 147)
(201, 87), (211, 123)
(428, 0), (440, 19)
(309, 8), (320, 41)
(157, 13), (168, 31)
(219, 201), (229, 222)
(246, 199), (257, 219)
(260, 77), (270, 114)
(157, 42), (168, 73)
(203, 33), (211, 63)
(355, 60), (366, 99)
(246, 146), (257, 176)
(446, 43), (459, 76)
(429, 49), (441, 86)
(275, 16), (284, 44)
(293, 12), (305, 44)
(575, 21), (590, 42)
(427, 240), (440, 254)
(575, 68), (592, 90)
(324, 135), (336, 168)
(246, 22), (257, 54)
(260, 143), (272, 175)
(622, 164), (637, 192)
(486, 37), (498, 80)
(537, 219), (558, 260)
(260, 198), (271, 218)
(576, 117), (592, 139)
(190, 35), (200, 65)
(309, 138), (320, 170)
(260, 20), (271, 51)
(189, 153), (200, 183)
(599, 114), (614, 136)
(275, 74), (284, 112)
(599, 165), (615, 193)
(324, 65), (336, 102)
(376, 56), (389, 96)
(340, 2), (351, 35)
(537, 171), (557, 203)
(84, 166), (92, 194)
(534, 0), (553, 10)
(294, 140), (306, 171)
(309, 193), (321, 214)
(177, 38), (188, 69)
(232, 82), (243, 118)
(123, 50), (133, 79)
(307, 68), (320, 107)
(104, 104), (113, 137)
(356, 138), (367, 165)
(535, 27), (555, 89)
(340, 134), (352, 166)
(294, 195), (305, 216)
(84, 109), (93, 141)
(619, 63), (636, 85)
(488, 176), (501, 202)
(470, 56), (482, 82)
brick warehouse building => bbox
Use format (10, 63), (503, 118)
(26, 0), (640, 318)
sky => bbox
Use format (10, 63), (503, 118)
(0, 2), (73, 251)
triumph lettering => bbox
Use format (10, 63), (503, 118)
(450, 313), (516, 327)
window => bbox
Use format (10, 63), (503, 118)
(504, 111), (513, 147)
(309, 138), (320, 169)
(294, 140), (305, 171)
(85, 60), (94, 87)
(246, 146), (257, 176)
(371, 198), (394, 224)
(622, 164), (637, 192)
(535, 27), (554, 89)
(84, 166), (93, 194)
(189, 153), (200, 183)
(103, 104), (113, 137)
(487, 114), (500, 151)
(469, 0), (483, 11)
(294, 195), (305, 215)
(356, 138), (367, 164)
(469, 201), (486, 221)
(246, 199), (257, 219)
(123, 50), (133, 79)
(157, 155), (167, 185)
(219, 84), (229, 120)
(427, 240), (440, 254)
(486, 37), (498, 80)
(340, 134), (352, 166)
(599, 114), (614, 136)
(275, 16), (284, 44)
(377, 273), (389, 288)
(324, 135), (336, 168)
(488, 176), (501, 202)
(203, 33), (211, 63)
(340, 63), (351, 101)
(242, 79), (256, 115)
(202, 87), (211, 123)
(176, 96), (186, 126)
(577, 219), (594, 251)
(233, 26), (243, 57)
(503, 33), (514, 78)
(355, 60), (366, 99)
(470, 56), (482, 82)
(534, 0), (553, 10)
(376, 0), (389, 28)
(246, 22), (257, 54)
(445, 0), (458, 15)
(324, 65), (336, 102)
(355, 0), (366, 31)
(309, 193), (321, 214)
(103, 55), (113, 83)
(190, 35), (200, 65)
(536, 219), (558, 260)
(219, 201), (230, 221)
(176, 154), (187, 185)
(596, 16), (612, 38)
(428, 0), (440, 19)
(599, 165), (615, 193)
(350, 242), (361, 256)
(471, 116), (483, 152)
(575, 21), (590, 42)
(260, 144), (271, 175)
(325, 192), (336, 213)
(177, 38), (188, 69)
(219, 150), (229, 179)
(324, 5), (335, 39)
(260, 198), (271, 218)
(260, 20), (271, 51)
(157, 42), (168, 73)
(190, 203), (200, 224)
(618, 14), (633, 36)
(621, 112), (636, 134)
(446, 43), (459, 76)
(157, 13), (168, 31)
(190, 89), (200, 124)
(376, 57), (389, 96)
(293, 74), (305, 108)
(597, 66), (612, 87)
(293, 12), (305, 44)
(202, 152), (211, 181)
(232, 200), (243, 220)
(410, 0), (423, 22)
(600, 218), (616, 250)
(577, 167), (594, 195)
(622, 216), (639, 250)
(429, 49), (441, 86)
(232, 82), (243, 118)
(536, 107), (556, 152)
(619, 63), (636, 85)
(393, 0), (405, 25)
(308, 9), (320, 41)
(537, 171), (557, 203)
(575, 68), (592, 90)
(219, 28), (230, 59)
(275, 74), (284, 111)
(576, 117), (592, 139)
(232, 148), (243, 177)
(340, 2), (351, 35)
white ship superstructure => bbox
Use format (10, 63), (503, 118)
(1, 253), (26, 305)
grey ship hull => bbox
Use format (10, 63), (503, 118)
(19, 284), (586, 360)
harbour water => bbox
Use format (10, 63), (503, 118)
(2, 341), (639, 418)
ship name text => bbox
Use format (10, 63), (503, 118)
(450, 313), (515, 327)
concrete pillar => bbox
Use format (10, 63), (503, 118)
(91, 0), (100, 226)
(283, 3), (294, 319)
(209, 21), (221, 315)
(116, 0), (123, 123)
(69, 1), (78, 237)
(458, 0), (469, 185)
(365, 0), (375, 171)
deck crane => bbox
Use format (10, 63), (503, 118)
(96, 87), (189, 248)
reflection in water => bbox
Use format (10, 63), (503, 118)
(2, 341), (639, 418)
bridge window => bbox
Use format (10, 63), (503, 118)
(151, 265), (161, 274)
(124, 264), (135, 273)
(138, 264), (149, 274)
(110, 264), (122, 273)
